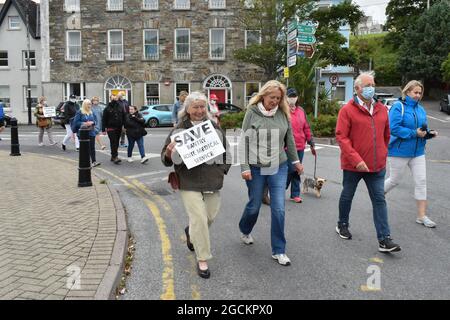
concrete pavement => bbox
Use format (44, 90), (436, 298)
(0, 150), (127, 300)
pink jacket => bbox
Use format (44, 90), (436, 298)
(290, 107), (312, 151)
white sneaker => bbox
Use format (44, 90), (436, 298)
(272, 254), (291, 266)
(127, 157), (134, 163)
(38, 142), (44, 147)
(141, 156), (149, 164)
(240, 233), (254, 245)
(416, 216), (436, 228)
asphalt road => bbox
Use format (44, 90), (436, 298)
(1, 101), (448, 300)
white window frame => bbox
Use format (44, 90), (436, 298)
(245, 82), (260, 105)
(22, 51), (37, 69)
(8, 16), (20, 30)
(209, 0), (226, 9)
(64, 0), (80, 12)
(23, 86), (38, 111)
(107, 0), (123, 11)
(0, 86), (10, 109)
(334, 81), (346, 101)
(66, 31), (82, 62)
(173, 0), (190, 10)
(64, 83), (86, 101)
(174, 29), (190, 60)
(143, 29), (159, 60)
(108, 29), (124, 61)
(143, 0), (159, 10)
(175, 83), (191, 102)
(209, 28), (225, 60)
(145, 83), (160, 105)
(245, 30), (261, 48)
(0, 51), (8, 68)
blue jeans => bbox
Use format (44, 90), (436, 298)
(286, 150), (304, 198)
(127, 136), (145, 158)
(239, 162), (288, 255)
(338, 169), (391, 241)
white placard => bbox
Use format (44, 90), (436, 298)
(288, 55), (297, 67)
(43, 106), (56, 118)
(171, 120), (225, 170)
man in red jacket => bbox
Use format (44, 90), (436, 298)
(335, 72), (401, 253)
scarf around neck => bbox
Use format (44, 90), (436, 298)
(257, 102), (278, 117)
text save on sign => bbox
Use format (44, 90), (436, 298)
(171, 120), (225, 170)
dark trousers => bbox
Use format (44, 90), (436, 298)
(89, 136), (96, 162)
(107, 129), (121, 159)
(127, 135), (145, 158)
(338, 169), (391, 241)
(120, 129), (127, 145)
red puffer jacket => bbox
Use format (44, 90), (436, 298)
(335, 97), (390, 172)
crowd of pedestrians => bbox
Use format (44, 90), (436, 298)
(11, 74), (438, 280)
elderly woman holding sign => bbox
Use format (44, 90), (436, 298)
(161, 91), (231, 279)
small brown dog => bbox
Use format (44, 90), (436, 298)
(302, 177), (326, 198)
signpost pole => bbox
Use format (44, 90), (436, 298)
(314, 67), (321, 119)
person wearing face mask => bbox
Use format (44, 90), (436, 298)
(384, 80), (438, 228)
(285, 88), (315, 203)
(61, 94), (80, 151)
(208, 94), (221, 125)
(161, 91), (231, 279)
(335, 71), (401, 253)
(238, 80), (304, 266)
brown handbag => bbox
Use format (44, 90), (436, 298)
(168, 171), (179, 190)
(37, 117), (48, 127)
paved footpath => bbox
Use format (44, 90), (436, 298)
(0, 151), (127, 300)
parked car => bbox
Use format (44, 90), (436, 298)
(140, 104), (173, 128)
(217, 102), (243, 117)
(381, 97), (398, 111)
(439, 94), (450, 115)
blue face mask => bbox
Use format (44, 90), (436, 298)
(361, 86), (375, 100)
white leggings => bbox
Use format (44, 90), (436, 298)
(63, 124), (79, 148)
(384, 155), (427, 200)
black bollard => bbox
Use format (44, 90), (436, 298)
(10, 117), (21, 156)
(78, 126), (92, 187)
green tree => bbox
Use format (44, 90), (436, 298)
(233, 0), (364, 80)
(384, 0), (438, 48)
(397, 1), (450, 85)
(442, 53), (450, 83)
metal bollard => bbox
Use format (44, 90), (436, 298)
(78, 126), (92, 187)
(10, 118), (21, 156)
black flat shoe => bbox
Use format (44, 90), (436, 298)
(185, 227), (195, 252)
(197, 263), (210, 279)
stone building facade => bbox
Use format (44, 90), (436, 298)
(40, 0), (266, 109)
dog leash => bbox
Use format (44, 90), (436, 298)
(313, 153), (317, 180)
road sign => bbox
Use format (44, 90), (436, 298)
(288, 29), (297, 42)
(287, 55), (297, 67)
(288, 39), (297, 56)
(288, 20), (297, 32)
(298, 25), (316, 34)
(298, 33), (316, 44)
(329, 74), (339, 85)
(284, 67), (289, 78)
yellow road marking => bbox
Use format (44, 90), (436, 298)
(360, 285), (381, 292)
(429, 160), (450, 164)
(46, 156), (176, 300)
(369, 257), (384, 264)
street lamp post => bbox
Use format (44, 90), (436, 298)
(26, 2), (32, 124)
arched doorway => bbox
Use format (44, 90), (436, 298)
(203, 74), (232, 104)
(104, 75), (132, 103)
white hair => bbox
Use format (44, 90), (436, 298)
(177, 91), (210, 121)
(354, 71), (376, 89)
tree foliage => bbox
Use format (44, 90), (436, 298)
(397, 1), (450, 84)
(442, 53), (450, 84)
(384, 0), (439, 48)
(233, 0), (364, 80)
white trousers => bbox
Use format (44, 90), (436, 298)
(384, 155), (427, 200)
(63, 124), (79, 148)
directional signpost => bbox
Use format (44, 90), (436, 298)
(286, 19), (318, 70)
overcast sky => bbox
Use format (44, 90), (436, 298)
(1, 0), (389, 24)
(353, 0), (389, 24)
